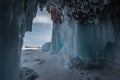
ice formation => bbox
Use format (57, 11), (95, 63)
(0, 0), (120, 80)
(49, 0), (120, 65)
(41, 42), (51, 51)
(0, 0), (38, 80)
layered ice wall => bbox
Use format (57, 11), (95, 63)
(0, 0), (38, 80)
(50, 0), (120, 65)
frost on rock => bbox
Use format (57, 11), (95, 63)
(41, 42), (51, 52)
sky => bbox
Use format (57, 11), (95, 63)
(23, 8), (53, 48)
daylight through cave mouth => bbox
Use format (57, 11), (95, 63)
(22, 7), (53, 50)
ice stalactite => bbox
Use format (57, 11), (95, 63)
(76, 16), (115, 63)
(0, 0), (38, 80)
(49, 0), (120, 66)
(51, 23), (63, 54)
(38, 0), (47, 11)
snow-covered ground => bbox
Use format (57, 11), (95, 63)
(21, 50), (70, 80)
(21, 50), (120, 80)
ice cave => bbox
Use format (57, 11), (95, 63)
(0, 0), (120, 80)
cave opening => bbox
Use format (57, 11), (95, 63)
(21, 7), (54, 79)
(22, 7), (53, 50)
(21, 6), (53, 65)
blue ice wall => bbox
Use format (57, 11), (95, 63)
(51, 23), (63, 54)
(0, 0), (38, 80)
(50, 0), (120, 65)
(50, 5), (120, 65)
(76, 17), (115, 63)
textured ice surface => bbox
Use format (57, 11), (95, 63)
(0, 0), (38, 80)
(21, 50), (120, 80)
(51, 17), (116, 65)
(50, 0), (120, 66)
(41, 42), (51, 51)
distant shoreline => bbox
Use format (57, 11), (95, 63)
(22, 47), (41, 50)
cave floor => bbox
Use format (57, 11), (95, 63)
(21, 50), (70, 80)
(21, 50), (120, 80)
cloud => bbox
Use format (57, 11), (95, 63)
(23, 23), (52, 46)
(33, 16), (52, 24)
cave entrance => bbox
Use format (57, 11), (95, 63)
(21, 7), (53, 67)
(22, 7), (52, 50)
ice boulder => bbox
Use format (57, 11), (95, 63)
(41, 42), (51, 52)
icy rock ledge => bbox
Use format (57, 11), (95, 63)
(20, 67), (39, 80)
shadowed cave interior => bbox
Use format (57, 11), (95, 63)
(0, 0), (120, 80)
